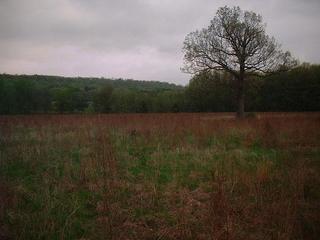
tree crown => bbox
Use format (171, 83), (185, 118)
(182, 6), (296, 78)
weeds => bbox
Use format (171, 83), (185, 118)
(0, 112), (319, 239)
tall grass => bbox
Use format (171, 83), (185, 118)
(0, 113), (319, 239)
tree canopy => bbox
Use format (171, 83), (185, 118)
(0, 64), (319, 114)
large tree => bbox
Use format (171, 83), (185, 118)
(182, 6), (296, 117)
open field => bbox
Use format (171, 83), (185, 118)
(1, 113), (319, 239)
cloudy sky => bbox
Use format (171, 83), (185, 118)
(1, 0), (319, 85)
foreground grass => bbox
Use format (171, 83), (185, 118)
(0, 113), (319, 239)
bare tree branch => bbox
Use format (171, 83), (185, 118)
(182, 6), (297, 117)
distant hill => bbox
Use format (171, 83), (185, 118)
(0, 74), (183, 92)
(1, 64), (318, 114)
(0, 73), (186, 114)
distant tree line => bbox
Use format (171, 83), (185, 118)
(186, 64), (320, 112)
(0, 75), (184, 114)
(0, 64), (319, 114)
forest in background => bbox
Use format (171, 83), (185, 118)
(0, 63), (319, 114)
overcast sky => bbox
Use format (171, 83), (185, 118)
(1, 0), (319, 85)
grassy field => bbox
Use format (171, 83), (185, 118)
(1, 113), (319, 239)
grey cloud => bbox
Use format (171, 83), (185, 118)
(0, 0), (319, 85)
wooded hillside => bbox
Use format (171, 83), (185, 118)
(0, 64), (319, 114)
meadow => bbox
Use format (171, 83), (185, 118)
(0, 113), (319, 239)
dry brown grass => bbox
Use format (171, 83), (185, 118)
(0, 112), (319, 239)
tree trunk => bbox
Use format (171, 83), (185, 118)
(236, 76), (245, 118)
